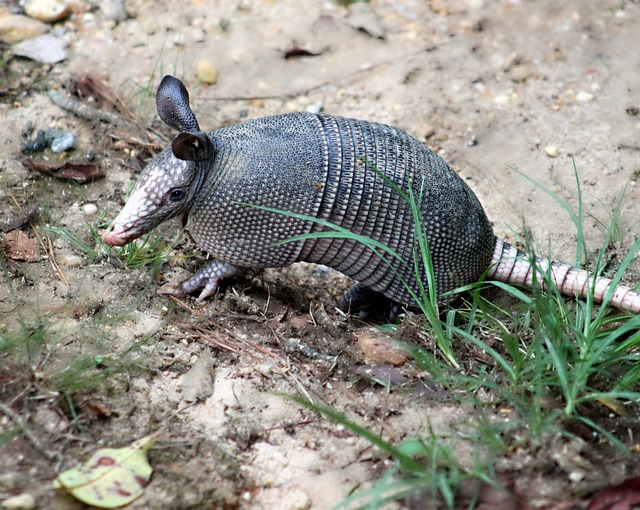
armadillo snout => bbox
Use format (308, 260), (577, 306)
(103, 227), (136, 246)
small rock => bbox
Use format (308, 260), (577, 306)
(494, 93), (510, 105)
(24, 0), (72, 23)
(59, 254), (84, 267)
(100, 0), (128, 23)
(12, 33), (67, 64)
(181, 351), (215, 402)
(576, 91), (593, 102)
(196, 60), (218, 85)
(1, 493), (36, 510)
(49, 131), (75, 153)
(544, 145), (558, 158)
(82, 203), (98, 216)
(32, 407), (68, 434)
(0, 14), (49, 44)
(509, 63), (534, 83)
(285, 489), (311, 510)
(305, 102), (322, 114)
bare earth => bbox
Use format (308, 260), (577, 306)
(1, 1), (639, 509)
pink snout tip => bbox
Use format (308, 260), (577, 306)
(102, 229), (130, 247)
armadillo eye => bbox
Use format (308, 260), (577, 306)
(169, 188), (185, 202)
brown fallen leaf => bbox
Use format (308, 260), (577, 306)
(2, 230), (40, 262)
(21, 158), (105, 183)
(586, 476), (640, 510)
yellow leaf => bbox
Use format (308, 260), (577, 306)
(54, 430), (162, 508)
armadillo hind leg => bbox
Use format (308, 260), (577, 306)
(158, 260), (246, 301)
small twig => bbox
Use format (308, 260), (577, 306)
(0, 402), (57, 460)
(48, 88), (129, 125)
(169, 296), (279, 358)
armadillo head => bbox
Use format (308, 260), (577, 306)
(103, 75), (213, 247)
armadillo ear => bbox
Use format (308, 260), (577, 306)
(171, 132), (212, 161)
(156, 75), (201, 133)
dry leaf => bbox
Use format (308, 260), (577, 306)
(586, 476), (640, 510)
(2, 230), (40, 262)
(53, 431), (162, 508)
(21, 158), (105, 183)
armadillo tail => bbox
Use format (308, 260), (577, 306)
(486, 237), (640, 314)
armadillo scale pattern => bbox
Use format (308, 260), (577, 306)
(301, 114), (495, 306)
(487, 237), (640, 313)
(187, 113), (327, 267)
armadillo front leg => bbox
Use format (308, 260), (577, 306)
(159, 260), (246, 301)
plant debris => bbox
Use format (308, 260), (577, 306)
(20, 158), (105, 183)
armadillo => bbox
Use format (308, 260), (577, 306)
(103, 75), (640, 314)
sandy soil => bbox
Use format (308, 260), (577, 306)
(1, 1), (639, 509)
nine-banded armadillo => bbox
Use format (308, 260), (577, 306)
(103, 75), (640, 314)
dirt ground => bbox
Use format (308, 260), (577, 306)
(1, 0), (640, 509)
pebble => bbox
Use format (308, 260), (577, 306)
(0, 14), (49, 44)
(305, 102), (323, 114)
(59, 254), (84, 267)
(287, 489), (311, 510)
(49, 131), (75, 153)
(181, 351), (215, 402)
(544, 145), (558, 158)
(509, 63), (534, 83)
(1, 493), (36, 510)
(100, 0), (128, 23)
(196, 60), (218, 84)
(576, 91), (593, 102)
(24, 0), (72, 23)
(82, 203), (98, 216)
(494, 93), (511, 105)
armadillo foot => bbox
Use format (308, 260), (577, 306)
(160, 260), (246, 301)
(341, 283), (395, 319)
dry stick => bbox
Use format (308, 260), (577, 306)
(48, 89), (125, 124)
(184, 323), (241, 354)
(168, 296), (278, 359)
(8, 192), (69, 291)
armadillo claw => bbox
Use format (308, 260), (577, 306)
(159, 260), (246, 301)
(157, 282), (187, 297)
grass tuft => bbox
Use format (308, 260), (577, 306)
(245, 159), (640, 507)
